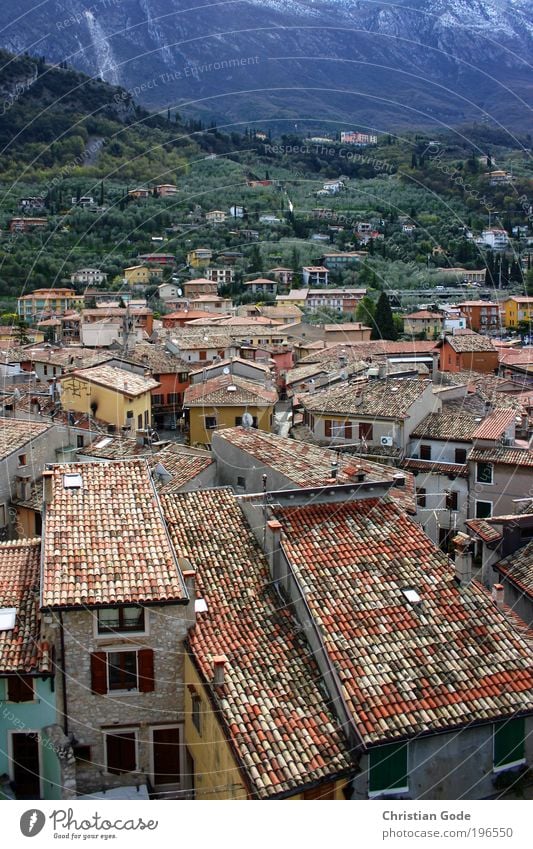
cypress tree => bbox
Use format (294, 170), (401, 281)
(373, 291), (397, 340)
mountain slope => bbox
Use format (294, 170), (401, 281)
(0, 1), (530, 130)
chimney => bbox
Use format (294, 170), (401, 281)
(267, 519), (283, 583)
(42, 470), (54, 505)
(452, 532), (472, 585)
(392, 473), (406, 488)
(213, 655), (228, 686)
(492, 583), (504, 610)
(378, 361), (387, 379)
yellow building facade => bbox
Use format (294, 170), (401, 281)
(503, 296), (533, 328)
(124, 265), (163, 286)
(60, 366), (158, 430)
(187, 403), (273, 447)
(184, 655), (348, 800)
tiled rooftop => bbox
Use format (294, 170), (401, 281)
(465, 519), (503, 544)
(148, 444), (213, 493)
(299, 378), (431, 419)
(469, 446), (533, 468)
(300, 340), (437, 366)
(0, 416), (51, 460)
(274, 498), (532, 744)
(79, 435), (150, 460)
(496, 540), (533, 598)
(444, 333), (496, 353)
(0, 538), (50, 674)
(411, 412), (479, 442)
(184, 374), (277, 407)
(161, 488), (353, 797)
(124, 343), (190, 374)
(68, 365), (160, 396)
(402, 458), (469, 478)
(41, 459), (187, 608)
(214, 427), (416, 512)
(472, 408), (517, 441)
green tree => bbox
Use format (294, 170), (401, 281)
(355, 296), (375, 326)
(373, 291), (397, 340)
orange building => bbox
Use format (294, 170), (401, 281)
(437, 332), (498, 374)
(456, 301), (503, 333)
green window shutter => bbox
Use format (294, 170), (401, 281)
(369, 742), (408, 793)
(494, 718), (525, 768)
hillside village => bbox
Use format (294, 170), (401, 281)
(0, 52), (532, 804)
(1, 242), (533, 800)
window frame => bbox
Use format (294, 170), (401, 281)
(7, 675), (35, 703)
(476, 462), (494, 485)
(416, 488), (427, 508)
(475, 499), (493, 519)
(104, 727), (139, 775)
(192, 694), (202, 735)
(107, 650), (139, 693)
(493, 718), (526, 773)
(95, 606), (147, 636)
(368, 741), (409, 797)
(454, 447), (467, 465)
(204, 415), (217, 430)
(445, 490), (459, 512)
(420, 444), (432, 461)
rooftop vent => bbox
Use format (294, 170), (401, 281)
(401, 588), (421, 605)
(226, 384), (237, 392)
(63, 473), (82, 489)
(195, 598), (208, 614)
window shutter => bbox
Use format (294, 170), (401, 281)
(494, 718), (525, 768)
(325, 419), (332, 437)
(138, 648), (155, 692)
(369, 741), (408, 793)
(90, 652), (107, 694)
(344, 421), (352, 439)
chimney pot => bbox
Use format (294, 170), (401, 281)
(492, 583), (505, 610)
(452, 532), (472, 585)
(392, 473), (406, 488)
(42, 470), (54, 505)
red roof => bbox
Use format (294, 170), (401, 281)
(472, 408), (517, 440)
(0, 538), (51, 674)
(274, 498), (532, 744)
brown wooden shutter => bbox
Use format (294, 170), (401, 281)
(324, 419), (332, 437)
(344, 421), (352, 439)
(138, 649), (155, 692)
(90, 652), (107, 694)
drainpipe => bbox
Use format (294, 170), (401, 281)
(58, 611), (68, 736)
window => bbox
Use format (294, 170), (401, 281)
(420, 444), (432, 460)
(152, 394), (163, 406)
(97, 607), (145, 634)
(199, 351), (207, 361)
(476, 462), (493, 484)
(18, 454), (27, 467)
(455, 448), (467, 464)
(167, 393), (180, 406)
(237, 476), (246, 490)
(445, 491), (458, 511)
(105, 730), (138, 775)
(369, 742), (408, 795)
(137, 414), (143, 430)
(324, 419), (332, 438)
(7, 675), (34, 702)
(192, 695), (202, 734)
(76, 434), (84, 448)
(205, 416), (217, 430)
(90, 649), (154, 695)
(494, 718), (525, 771)
(359, 422), (373, 441)
(475, 500), (492, 519)
(179, 372), (188, 383)
(416, 488), (426, 508)
(108, 651), (138, 691)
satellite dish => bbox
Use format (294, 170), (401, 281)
(242, 412), (254, 429)
(223, 366), (230, 375)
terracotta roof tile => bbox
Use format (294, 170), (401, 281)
(465, 519), (503, 543)
(66, 365), (159, 396)
(469, 446), (533, 468)
(0, 416), (51, 460)
(411, 412), (479, 441)
(0, 538), (50, 674)
(215, 427), (416, 513)
(444, 333), (496, 353)
(273, 498), (532, 745)
(402, 458), (469, 478)
(42, 459), (187, 608)
(300, 379), (431, 419)
(472, 408), (518, 440)
(184, 374), (277, 406)
(161, 488), (352, 797)
(496, 540), (533, 598)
